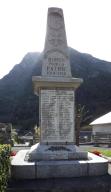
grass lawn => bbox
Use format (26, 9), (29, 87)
(89, 148), (111, 157)
(80, 146), (111, 157)
(98, 149), (111, 157)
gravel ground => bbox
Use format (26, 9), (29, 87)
(80, 144), (111, 151)
(12, 146), (30, 152)
(108, 164), (111, 174)
(12, 144), (111, 152)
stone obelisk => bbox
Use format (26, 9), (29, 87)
(28, 7), (87, 162)
(42, 7), (71, 77)
(11, 7), (108, 179)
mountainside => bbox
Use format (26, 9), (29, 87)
(0, 48), (111, 133)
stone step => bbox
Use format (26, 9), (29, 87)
(7, 175), (111, 192)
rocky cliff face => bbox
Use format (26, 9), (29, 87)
(0, 48), (111, 133)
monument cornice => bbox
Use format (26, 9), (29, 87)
(32, 76), (83, 94)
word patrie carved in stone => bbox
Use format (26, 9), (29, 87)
(42, 7), (71, 77)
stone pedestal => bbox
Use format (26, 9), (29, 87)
(11, 150), (108, 179)
(28, 76), (87, 162)
(27, 143), (87, 161)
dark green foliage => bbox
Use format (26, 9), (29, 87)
(0, 144), (11, 192)
(70, 48), (111, 124)
(0, 48), (111, 132)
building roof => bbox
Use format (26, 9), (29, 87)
(90, 112), (111, 125)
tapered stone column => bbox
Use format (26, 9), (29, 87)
(42, 7), (71, 77)
(28, 7), (87, 161)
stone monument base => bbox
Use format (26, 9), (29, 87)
(26, 143), (88, 161)
(11, 149), (108, 179)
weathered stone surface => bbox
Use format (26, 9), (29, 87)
(32, 76), (83, 95)
(88, 152), (108, 176)
(36, 160), (88, 178)
(28, 143), (87, 161)
(32, 7), (82, 146)
(11, 150), (108, 179)
(11, 150), (35, 179)
(42, 7), (71, 77)
(41, 89), (74, 143)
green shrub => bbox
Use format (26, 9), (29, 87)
(0, 144), (11, 192)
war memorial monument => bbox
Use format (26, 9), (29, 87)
(11, 7), (108, 179)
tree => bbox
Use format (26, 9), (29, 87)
(75, 104), (89, 146)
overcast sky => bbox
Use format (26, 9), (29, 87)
(0, 0), (111, 79)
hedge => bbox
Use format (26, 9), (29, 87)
(0, 145), (11, 192)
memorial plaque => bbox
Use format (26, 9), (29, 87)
(43, 51), (71, 77)
(41, 89), (74, 142)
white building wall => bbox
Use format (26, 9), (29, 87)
(92, 124), (111, 134)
